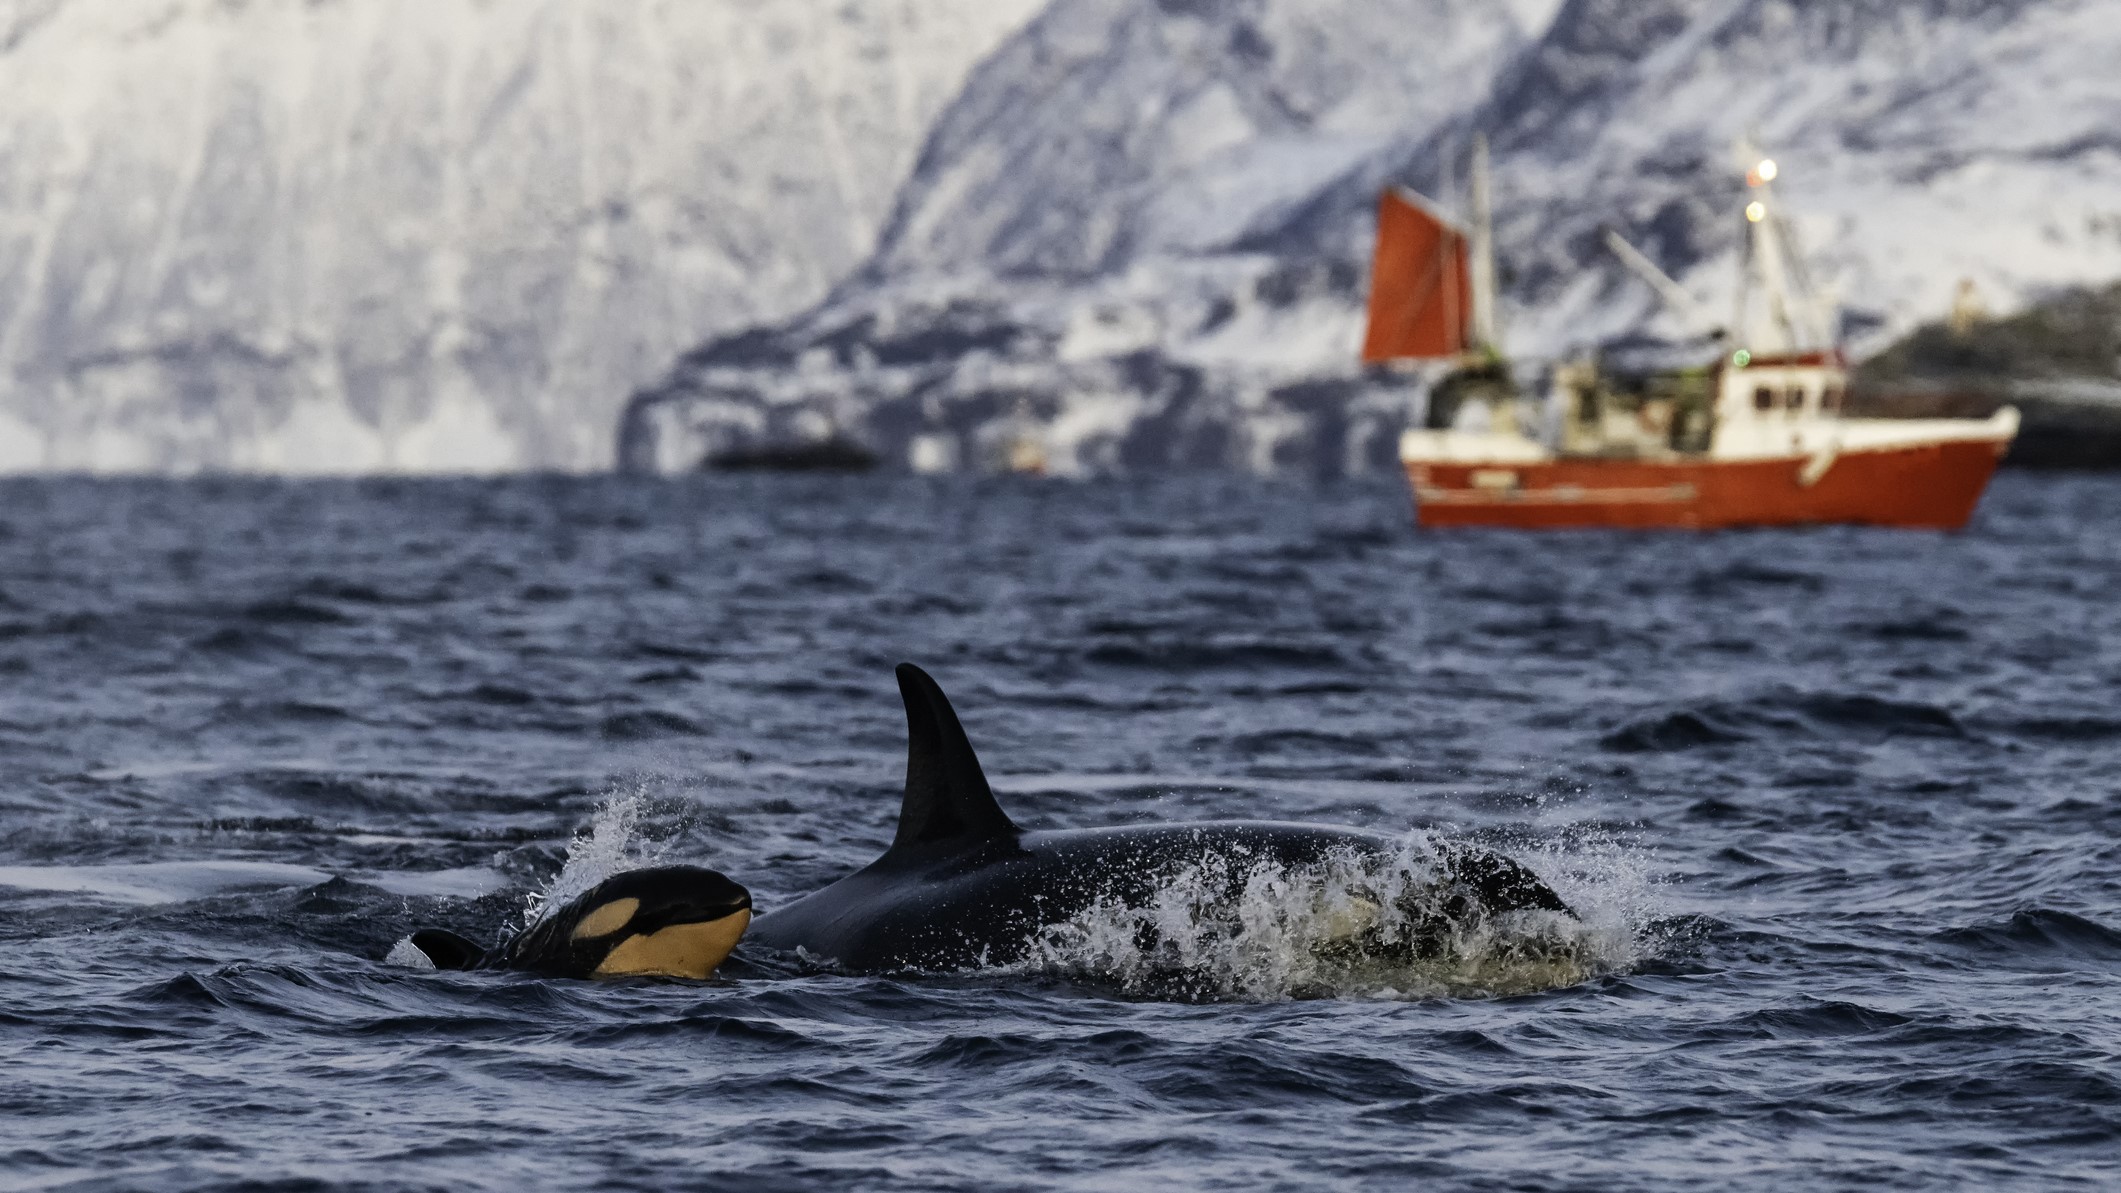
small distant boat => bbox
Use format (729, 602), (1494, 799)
(1004, 435), (1048, 476)
(907, 399), (1050, 476)
(702, 437), (880, 473)
(1365, 142), (2018, 530)
(1000, 398), (1049, 476)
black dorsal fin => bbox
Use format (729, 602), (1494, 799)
(408, 928), (487, 970)
(890, 663), (1018, 851)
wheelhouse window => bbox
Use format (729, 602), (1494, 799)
(1822, 385), (1845, 414)
(1754, 386), (1774, 411)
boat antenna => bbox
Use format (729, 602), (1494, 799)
(1603, 229), (1725, 342)
(1469, 133), (1499, 355)
(1768, 208), (1831, 346)
(1734, 138), (1830, 353)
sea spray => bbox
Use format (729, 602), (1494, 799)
(525, 791), (1663, 1002)
(517, 786), (695, 930)
(1010, 830), (1658, 1001)
(1521, 824), (1666, 978)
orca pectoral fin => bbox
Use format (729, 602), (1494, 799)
(890, 663), (1020, 852)
(406, 928), (489, 970)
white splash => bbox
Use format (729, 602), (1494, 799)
(1012, 832), (1656, 1002)
(517, 787), (684, 930)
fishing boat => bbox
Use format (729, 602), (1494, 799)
(1365, 143), (2019, 530)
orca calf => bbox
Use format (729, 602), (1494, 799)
(750, 664), (1575, 973)
(403, 865), (752, 980)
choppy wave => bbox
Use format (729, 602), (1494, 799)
(1009, 838), (1621, 1001)
(6, 473), (2121, 1191)
(1600, 691), (1969, 753)
(513, 782), (1661, 1003)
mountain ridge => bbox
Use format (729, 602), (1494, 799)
(632, 0), (2121, 476)
(2, 0), (2116, 474)
(0, 0), (1041, 471)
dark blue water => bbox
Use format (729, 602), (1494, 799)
(2, 473), (2117, 1191)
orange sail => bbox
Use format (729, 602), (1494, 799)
(1361, 189), (1472, 363)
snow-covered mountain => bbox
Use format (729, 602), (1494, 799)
(866, 0), (1560, 280)
(635, 0), (2121, 476)
(1363, 0), (2121, 354)
(6, 0), (2119, 474)
(630, 0), (1565, 476)
(0, 0), (1039, 471)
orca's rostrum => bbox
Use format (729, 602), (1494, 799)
(747, 664), (1576, 973)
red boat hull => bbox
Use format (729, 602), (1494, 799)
(1406, 438), (2010, 530)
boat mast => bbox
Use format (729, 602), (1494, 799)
(1737, 145), (1828, 353)
(1469, 134), (1498, 355)
(1751, 199), (1799, 353)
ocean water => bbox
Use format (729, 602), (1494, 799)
(1, 472), (2116, 1191)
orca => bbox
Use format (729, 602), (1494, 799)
(750, 664), (1575, 973)
(402, 865), (752, 980)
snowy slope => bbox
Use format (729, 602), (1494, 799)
(7, 0), (2119, 474)
(1367, 0), (2121, 357)
(0, 0), (1039, 471)
(630, 0), (1563, 475)
(635, 0), (2121, 476)
(866, 0), (1559, 279)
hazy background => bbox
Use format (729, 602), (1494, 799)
(2, 0), (2117, 473)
